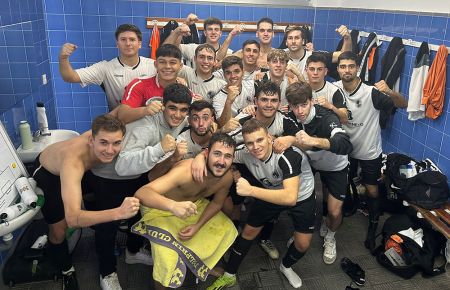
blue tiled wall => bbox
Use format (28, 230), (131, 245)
(43, 0), (315, 132)
(0, 0), (56, 147)
(313, 8), (450, 180)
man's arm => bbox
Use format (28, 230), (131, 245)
(216, 25), (243, 62)
(179, 173), (233, 240)
(236, 176), (299, 206)
(117, 103), (163, 124)
(374, 80), (408, 108)
(60, 162), (139, 228)
(296, 128), (352, 155)
(115, 127), (177, 176)
(135, 163), (197, 217)
(148, 140), (187, 181)
(59, 43), (82, 83)
(332, 25), (352, 63)
(216, 86), (239, 127)
(316, 96), (348, 124)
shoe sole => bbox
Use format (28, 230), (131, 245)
(323, 254), (337, 264)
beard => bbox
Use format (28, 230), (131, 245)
(206, 162), (230, 178)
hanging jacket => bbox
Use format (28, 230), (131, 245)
(329, 29), (360, 81)
(379, 37), (406, 128)
(357, 32), (381, 85)
(183, 23), (199, 44)
(422, 45), (448, 119)
(407, 42), (429, 121)
(150, 22), (160, 60)
(160, 20), (179, 44)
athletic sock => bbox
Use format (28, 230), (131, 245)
(48, 239), (73, 272)
(225, 236), (253, 274)
(322, 201), (329, 217)
(259, 221), (274, 241)
(325, 229), (336, 240)
(282, 243), (306, 268)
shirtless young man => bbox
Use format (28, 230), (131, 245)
(32, 114), (139, 290)
(133, 133), (238, 289)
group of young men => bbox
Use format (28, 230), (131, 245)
(34, 13), (407, 290)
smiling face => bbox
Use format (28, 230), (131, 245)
(255, 92), (280, 119)
(155, 56), (182, 83)
(116, 31), (142, 58)
(90, 130), (124, 163)
(268, 57), (287, 78)
(195, 48), (215, 75)
(204, 24), (222, 45)
(242, 43), (260, 66)
(163, 100), (189, 127)
(285, 30), (303, 53)
(189, 108), (214, 136)
(243, 128), (272, 161)
(224, 64), (243, 87)
(206, 141), (234, 178)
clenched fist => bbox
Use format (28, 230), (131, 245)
(161, 134), (177, 153)
(296, 130), (314, 147)
(236, 177), (253, 197)
(227, 85), (240, 103)
(118, 197), (140, 219)
(60, 43), (77, 59)
(173, 140), (188, 160)
(170, 201), (198, 219)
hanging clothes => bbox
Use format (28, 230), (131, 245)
(357, 32), (381, 85)
(407, 42), (430, 121)
(328, 29), (361, 81)
(379, 37), (406, 128)
(183, 23), (199, 44)
(160, 20), (179, 44)
(422, 45), (448, 119)
(150, 21), (160, 60)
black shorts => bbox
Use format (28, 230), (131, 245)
(316, 167), (349, 201)
(349, 154), (382, 185)
(246, 193), (316, 233)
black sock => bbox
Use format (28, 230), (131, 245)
(259, 221), (274, 241)
(322, 201), (329, 217)
(225, 236), (253, 274)
(282, 243), (306, 268)
(47, 239), (73, 273)
(367, 196), (380, 222)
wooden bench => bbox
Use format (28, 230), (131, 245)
(408, 202), (450, 239)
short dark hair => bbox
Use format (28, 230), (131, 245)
(242, 39), (260, 50)
(207, 132), (236, 151)
(189, 100), (215, 115)
(194, 43), (216, 58)
(285, 81), (313, 105)
(337, 51), (358, 65)
(222, 55), (243, 71)
(306, 51), (328, 66)
(242, 118), (268, 136)
(255, 80), (280, 100)
(257, 17), (273, 29)
(92, 114), (125, 136)
(204, 17), (223, 30)
(115, 24), (142, 41)
(163, 83), (192, 105)
(156, 44), (182, 60)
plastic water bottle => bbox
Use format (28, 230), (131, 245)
(15, 177), (38, 208)
(0, 202), (28, 221)
(19, 120), (33, 150)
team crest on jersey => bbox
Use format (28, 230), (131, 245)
(356, 100), (362, 107)
(260, 178), (274, 188)
(272, 171), (280, 179)
(347, 109), (353, 121)
(329, 122), (337, 129)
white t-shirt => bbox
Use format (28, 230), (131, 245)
(178, 66), (225, 102)
(76, 56), (156, 110)
(180, 43), (233, 69)
(212, 80), (255, 119)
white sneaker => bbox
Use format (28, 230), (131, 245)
(319, 218), (327, 238)
(323, 237), (337, 264)
(100, 272), (122, 290)
(125, 247), (153, 266)
(259, 239), (279, 259)
(279, 263), (302, 288)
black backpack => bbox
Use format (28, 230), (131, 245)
(375, 214), (446, 279)
(385, 153), (450, 210)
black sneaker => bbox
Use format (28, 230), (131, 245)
(341, 257), (365, 286)
(62, 271), (79, 290)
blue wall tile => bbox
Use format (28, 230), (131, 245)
(63, 0), (81, 15)
(164, 3), (180, 18)
(81, 0), (98, 15)
(116, 1), (132, 17)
